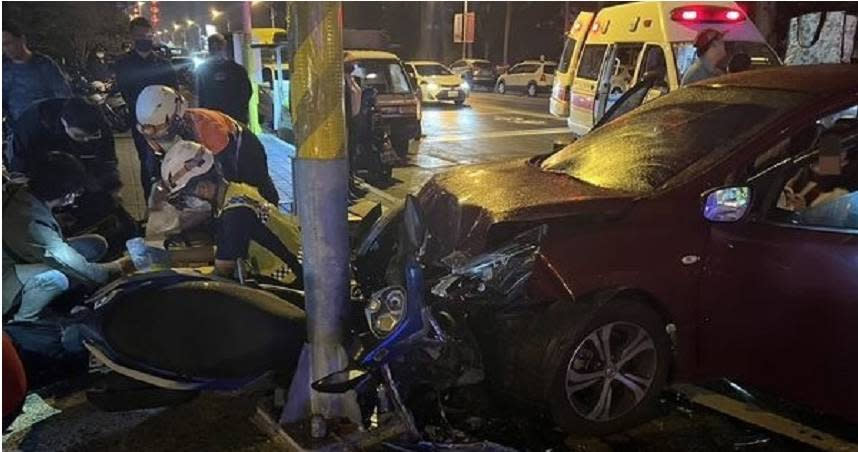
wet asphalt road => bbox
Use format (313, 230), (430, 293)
(5, 92), (857, 451)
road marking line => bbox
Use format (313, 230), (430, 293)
(424, 127), (572, 143)
(673, 384), (858, 451)
(476, 105), (562, 120)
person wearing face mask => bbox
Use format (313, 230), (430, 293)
(2, 22), (72, 123)
(159, 140), (302, 286)
(11, 97), (119, 194)
(114, 17), (178, 199)
(86, 47), (113, 83)
(2, 152), (133, 323)
(136, 85), (279, 206)
(195, 34), (252, 125)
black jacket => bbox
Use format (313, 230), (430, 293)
(115, 50), (178, 122)
(195, 58), (252, 124)
(12, 98), (119, 193)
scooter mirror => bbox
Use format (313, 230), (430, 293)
(403, 195), (426, 252)
(311, 368), (370, 394)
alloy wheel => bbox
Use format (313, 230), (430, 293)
(564, 321), (657, 422)
(497, 81), (506, 94)
(528, 84), (537, 97)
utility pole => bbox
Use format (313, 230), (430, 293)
(238, 2), (260, 133)
(462, 0), (468, 59)
(503, 1), (511, 66)
(564, 2), (570, 33)
(282, 0), (360, 433)
(270, 4), (276, 27)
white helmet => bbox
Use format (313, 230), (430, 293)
(136, 85), (186, 138)
(160, 140), (215, 195)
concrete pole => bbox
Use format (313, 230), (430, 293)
(564, 2), (570, 33)
(503, 1), (511, 66)
(241, 1), (261, 133)
(283, 1), (360, 430)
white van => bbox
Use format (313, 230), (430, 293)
(550, 2), (781, 136)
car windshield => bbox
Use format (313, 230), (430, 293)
(415, 64), (453, 76)
(674, 41), (780, 81)
(541, 87), (808, 193)
(352, 59), (412, 94)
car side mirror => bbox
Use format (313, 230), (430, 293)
(703, 186), (751, 223)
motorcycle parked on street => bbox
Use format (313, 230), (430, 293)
(353, 87), (398, 187)
(70, 70), (131, 133)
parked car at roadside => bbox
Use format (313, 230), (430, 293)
(449, 58), (497, 90)
(404, 61), (469, 106)
(495, 60), (556, 96)
(362, 65), (858, 434)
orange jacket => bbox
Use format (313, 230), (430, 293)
(185, 108), (239, 155)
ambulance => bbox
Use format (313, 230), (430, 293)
(549, 2), (781, 136)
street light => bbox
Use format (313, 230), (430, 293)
(173, 23), (182, 31)
(211, 8), (223, 20)
(186, 19), (195, 26)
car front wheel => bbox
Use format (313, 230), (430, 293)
(497, 81), (506, 94)
(548, 298), (671, 435)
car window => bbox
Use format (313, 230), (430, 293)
(673, 41), (780, 81)
(576, 44), (607, 80)
(769, 120), (858, 231)
(451, 61), (464, 69)
(609, 44), (644, 95)
(404, 65), (415, 76)
(541, 87), (809, 193)
(558, 37), (577, 73)
(543, 64), (557, 75)
(473, 61), (493, 71)
(511, 64), (539, 74)
(414, 64), (453, 76)
(353, 59), (412, 94)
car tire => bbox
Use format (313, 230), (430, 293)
(392, 136), (409, 159)
(545, 297), (671, 436)
(497, 81), (506, 94)
(454, 99), (465, 106)
(527, 83), (537, 97)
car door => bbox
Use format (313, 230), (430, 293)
(504, 63), (522, 90)
(569, 44), (608, 135)
(698, 115), (858, 421)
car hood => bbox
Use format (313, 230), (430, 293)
(416, 158), (636, 257)
(420, 74), (463, 86)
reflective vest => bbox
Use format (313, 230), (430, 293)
(217, 183), (301, 284)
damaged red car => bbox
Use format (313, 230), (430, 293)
(360, 65), (857, 435)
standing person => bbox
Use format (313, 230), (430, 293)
(344, 62), (365, 201)
(196, 33), (252, 125)
(2, 152), (132, 322)
(136, 85), (279, 205)
(680, 29), (728, 86)
(2, 22), (72, 123)
(86, 46), (113, 83)
(114, 17), (178, 198)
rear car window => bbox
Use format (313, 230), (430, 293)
(353, 59), (412, 94)
(542, 87), (809, 193)
(558, 37), (577, 73)
(415, 64), (453, 76)
(576, 44), (607, 80)
(473, 61), (493, 70)
(543, 64), (557, 75)
(674, 41), (780, 81)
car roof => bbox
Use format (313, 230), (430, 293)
(691, 64), (858, 96)
(515, 60), (558, 65)
(407, 60), (447, 66)
(462, 59), (491, 63)
(344, 50), (400, 62)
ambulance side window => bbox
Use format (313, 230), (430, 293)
(558, 37), (577, 73)
(610, 44), (644, 95)
(636, 45), (668, 90)
(576, 44), (607, 80)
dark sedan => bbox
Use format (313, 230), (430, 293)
(413, 65), (858, 433)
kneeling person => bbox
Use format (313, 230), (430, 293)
(161, 141), (302, 286)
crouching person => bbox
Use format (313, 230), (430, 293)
(2, 152), (132, 322)
(160, 141), (303, 287)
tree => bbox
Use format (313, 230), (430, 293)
(2, 2), (128, 69)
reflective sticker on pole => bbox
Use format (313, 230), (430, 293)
(291, 2), (345, 160)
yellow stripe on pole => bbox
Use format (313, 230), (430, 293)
(290, 2), (345, 160)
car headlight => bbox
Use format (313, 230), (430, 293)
(366, 286), (406, 338)
(460, 82), (470, 91)
(426, 82), (439, 92)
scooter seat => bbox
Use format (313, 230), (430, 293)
(91, 280), (306, 381)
